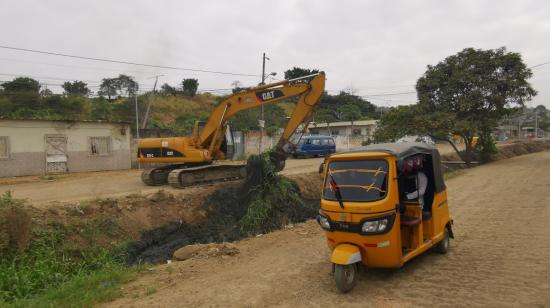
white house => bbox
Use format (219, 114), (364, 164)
(0, 119), (132, 177)
(308, 120), (378, 137)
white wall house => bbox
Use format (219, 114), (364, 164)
(308, 120), (378, 137)
(0, 119), (131, 177)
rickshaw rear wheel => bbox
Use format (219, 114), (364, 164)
(334, 264), (357, 293)
(435, 228), (450, 254)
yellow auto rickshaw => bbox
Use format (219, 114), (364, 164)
(317, 142), (453, 292)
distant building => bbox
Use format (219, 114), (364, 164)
(0, 119), (131, 177)
(308, 120), (378, 137)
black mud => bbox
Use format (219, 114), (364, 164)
(127, 154), (319, 264)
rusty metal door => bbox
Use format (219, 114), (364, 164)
(45, 135), (68, 173)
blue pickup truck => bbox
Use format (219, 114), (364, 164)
(292, 135), (336, 158)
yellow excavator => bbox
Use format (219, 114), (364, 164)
(138, 72), (326, 188)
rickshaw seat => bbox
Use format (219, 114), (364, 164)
(400, 215), (421, 226)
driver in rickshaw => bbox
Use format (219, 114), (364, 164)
(403, 155), (428, 209)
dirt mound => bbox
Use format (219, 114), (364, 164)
(173, 242), (239, 261)
(441, 139), (550, 171)
(496, 139), (550, 159)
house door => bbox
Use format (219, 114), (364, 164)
(45, 135), (68, 173)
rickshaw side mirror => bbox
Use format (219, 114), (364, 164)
(319, 162), (325, 180)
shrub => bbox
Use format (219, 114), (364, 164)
(0, 191), (32, 253)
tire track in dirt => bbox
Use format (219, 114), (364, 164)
(105, 150), (550, 307)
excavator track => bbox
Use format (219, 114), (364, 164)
(141, 165), (185, 186)
(167, 164), (247, 188)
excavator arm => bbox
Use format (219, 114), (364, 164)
(197, 72), (326, 162)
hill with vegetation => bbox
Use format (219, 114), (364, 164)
(0, 70), (382, 136)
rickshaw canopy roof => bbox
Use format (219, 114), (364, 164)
(338, 142), (446, 193)
(342, 142), (434, 159)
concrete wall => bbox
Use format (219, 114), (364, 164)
(0, 120), (131, 177)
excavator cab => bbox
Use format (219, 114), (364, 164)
(221, 125), (235, 160)
(194, 121), (235, 159)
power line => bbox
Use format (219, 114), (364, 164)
(362, 91), (416, 97)
(0, 57), (160, 76)
(0, 73), (101, 84)
(0, 45), (261, 77)
(529, 61), (550, 69)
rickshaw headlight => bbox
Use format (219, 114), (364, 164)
(362, 218), (389, 234)
(317, 215), (331, 230)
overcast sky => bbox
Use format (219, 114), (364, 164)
(0, 0), (549, 108)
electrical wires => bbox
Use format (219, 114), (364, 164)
(0, 45), (261, 77)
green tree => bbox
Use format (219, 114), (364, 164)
(337, 103), (362, 133)
(264, 104), (287, 135)
(284, 67), (320, 80)
(318, 91), (375, 119)
(98, 78), (118, 100)
(62, 81), (91, 97)
(98, 75), (138, 100)
(1, 77), (41, 109)
(117, 74), (139, 96)
(535, 104), (547, 117)
(0, 97), (14, 114)
(231, 80), (246, 94)
(182, 78), (199, 96)
(160, 83), (178, 96)
(91, 99), (113, 120)
(416, 47), (536, 162)
(314, 108), (337, 135)
(374, 105), (419, 142)
(39, 88), (53, 97)
(58, 96), (86, 119)
(377, 47), (537, 164)
(230, 109), (257, 132)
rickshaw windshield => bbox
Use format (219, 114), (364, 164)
(323, 159), (389, 202)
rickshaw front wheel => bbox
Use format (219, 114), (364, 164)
(435, 228), (450, 254)
(334, 264), (358, 293)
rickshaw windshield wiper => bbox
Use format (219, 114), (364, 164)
(329, 172), (345, 209)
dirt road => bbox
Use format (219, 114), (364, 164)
(0, 140), (474, 206)
(0, 158), (324, 206)
(0, 142), (466, 206)
(106, 151), (550, 307)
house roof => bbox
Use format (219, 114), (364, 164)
(0, 117), (131, 125)
(310, 120), (378, 128)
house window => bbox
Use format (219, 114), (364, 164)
(0, 137), (9, 159)
(352, 128), (361, 135)
(89, 137), (112, 156)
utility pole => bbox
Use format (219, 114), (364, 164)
(141, 75), (163, 129)
(259, 52), (269, 153)
(535, 109), (539, 138)
(135, 93), (140, 140)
